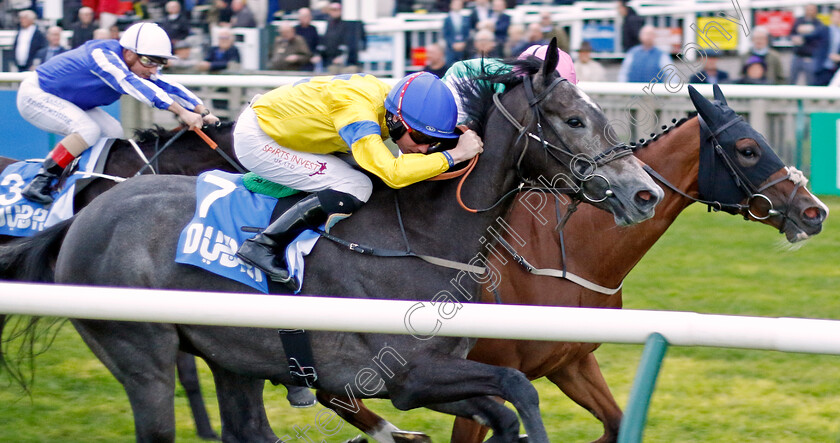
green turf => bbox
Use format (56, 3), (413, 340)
(1, 197), (838, 442)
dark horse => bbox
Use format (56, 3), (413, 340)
(314, 85), (830, 442)
(0, 53), (664, 441)
(0, 123), (239, 217)
(0, 123), (241, 441)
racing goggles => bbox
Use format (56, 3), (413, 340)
(138, 55), (168, 68)
(407, 126), (444, 148)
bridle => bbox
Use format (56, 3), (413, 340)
(700, 115), (805, 234)
(644, 114), (802, 234)
(432, 74), (635, 222)
(493, 75), (634, 205)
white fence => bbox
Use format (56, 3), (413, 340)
(1, 281), (840, 355)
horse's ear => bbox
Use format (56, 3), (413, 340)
(541, 37), (559, 85)
(688, 85), (717, 123)
(712, 83), (727, 105)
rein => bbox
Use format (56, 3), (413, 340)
(134, 127), (188, 176)
(133, 125), (245, 177)
(494, 77), (634, 200)
(431, 76), (634, 214)
(326, 74), (641, 281)
(318, 78), (584, 273)
(487, 110), (809, 300)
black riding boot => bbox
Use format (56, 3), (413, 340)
(236, 193), (328, 283)
(22, 157), (64, 204)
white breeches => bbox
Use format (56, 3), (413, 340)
(17, 75), (124, 148)
(233, 104), (373, 203)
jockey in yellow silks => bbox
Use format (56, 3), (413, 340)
(233, 72), (484, 283)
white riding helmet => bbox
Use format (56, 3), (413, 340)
(119, 22), (176, 59)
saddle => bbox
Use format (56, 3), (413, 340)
(182, 170), (321, 387)
(0, 138), (115, 237)
(176, 170), (322, 294)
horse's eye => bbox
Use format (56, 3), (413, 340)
(737, 144), (758, 159)
(566, 118), (584, 128)
(735, 139), (762, 167)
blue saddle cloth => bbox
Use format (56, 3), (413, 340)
(175, 170), (320, 294)
(0, 139), (108, 237)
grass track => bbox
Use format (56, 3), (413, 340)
(1, 197), (838, 442)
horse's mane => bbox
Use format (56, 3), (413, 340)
(454, 57), (546, 138)
(632, 113), (695, 150)
(131, 121), (236, 143)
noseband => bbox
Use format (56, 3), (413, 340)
(493, 75), (634, 204)
(645, 115), (800, 234)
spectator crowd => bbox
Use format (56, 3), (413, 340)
(4, 1), (840, 86)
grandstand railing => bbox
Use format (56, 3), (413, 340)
(3, 0), (840, 77)
(125, 78), (840, 177)
(0, 72), (835, 175)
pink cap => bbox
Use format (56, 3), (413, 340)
(517, 44), (578, 84)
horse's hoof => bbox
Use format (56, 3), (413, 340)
(392, 431), (432, 443)
(344, 436), (368, 443)
(286, 386), (317, 408)
(197, 430), (221, 441)
(518, 434), (528, 443)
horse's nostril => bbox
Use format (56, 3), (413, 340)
(634, 190), (657, 209)
(803, 206), (825, 225)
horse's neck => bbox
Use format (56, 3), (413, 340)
(506, 117), (702, 298)
(634, 117), (702, 224)
(391, 110), (522, 263)
(0, 156), (16, 171)
(104, 129), (235, 177)
(99, 138), (149, 177)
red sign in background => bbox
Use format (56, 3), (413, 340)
(411, 47), (427, 67)
(755, 10), (795, 37)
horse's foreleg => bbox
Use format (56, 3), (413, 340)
(546, 353), (622, 443)
(450, 397), (505, 443)
(176, 351), (220, 440)
(315, 391), (404, 443)
(206, 361), (278, 443)
(387, 359), (547, 443)
(451, 416), (491, 443)
(427, 398), (519, 443)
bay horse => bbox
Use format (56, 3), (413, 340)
(0, 52), (664, 441)
(313, 85), (829, 442)
(0, 123), (241, 441)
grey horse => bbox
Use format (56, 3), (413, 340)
(1, 47), (663, 442)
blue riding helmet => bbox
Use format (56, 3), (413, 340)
(384, 72), (459, 139)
